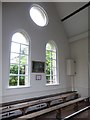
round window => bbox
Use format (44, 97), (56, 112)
(30, 4), (48, 27)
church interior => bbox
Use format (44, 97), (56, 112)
(0, 1), (90, 120)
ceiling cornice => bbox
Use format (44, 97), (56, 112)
(69, 31), (89, 43)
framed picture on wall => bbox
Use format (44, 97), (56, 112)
(32, 61), (45, 73)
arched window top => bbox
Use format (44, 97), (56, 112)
(12, 32), (29, 45)
(9, 31), (30, 87)
(46, 41), (56, 51)
(46, 41), (58, 85)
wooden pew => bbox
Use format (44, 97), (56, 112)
(0, 91), (77, 116)
(13, 97), (89, 120)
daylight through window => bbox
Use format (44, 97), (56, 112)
(46, 41), (57, 84)
(9, 32), (30, 87)
(30, 4), (48, 27)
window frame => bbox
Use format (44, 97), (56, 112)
(8, 31), (30, 88)
(29, 4), (49, 27)
(46, 41), (59, 85)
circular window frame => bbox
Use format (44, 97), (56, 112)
(29, 4), (49, 27)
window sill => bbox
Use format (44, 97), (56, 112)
(7, 85), (30, 89)
(46, 83), (59, 86)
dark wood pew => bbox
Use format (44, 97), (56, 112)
(13, 97), (90, 120)
(0, 91), (78, 119)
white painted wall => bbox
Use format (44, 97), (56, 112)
(0, 1), (2, 104)
(70, 38), (88, 97)
(2, 3), (71, 102)
(88, 34), (90, 96)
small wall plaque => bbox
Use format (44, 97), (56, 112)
(36, 75), (42, 80)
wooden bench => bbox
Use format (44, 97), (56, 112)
(0, 91), (77, 117)
(13, 97), (90, 120)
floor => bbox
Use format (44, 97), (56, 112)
(35, 101), (90, 120)
(71, 109), (90, 119)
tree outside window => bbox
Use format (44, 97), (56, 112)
(46, 41), (57, 84)
(9, 32), (30, 87)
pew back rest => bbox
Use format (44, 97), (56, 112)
(13, 97), (89, 120)
(0, 91), (77, 115)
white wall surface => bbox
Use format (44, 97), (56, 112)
(88, 34), (90, 96)
(2, 2), (71, 102)
(70, 38), (88, 97)
(0, 1), (2, 104)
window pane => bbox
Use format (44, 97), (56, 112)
(20, 55), (28, 65)
(21, 45), (29, 55)
(12, 32), (29, 45)
(52, 75), (56, 80)
(10, 64), (18, 74)
(19, 65), (28, 75)
(20, 65), (25, 74)
(46, 66), (50, 75)
(46, 43), (51, 50)
(51, 69), (53, 75)
(51, 45), (56, 52)
(46, 50), (51, 72)
(9, 76), (18, 86)
(11, 42), (20, 53)
(10, 53), (19, 64)
(46, 50), (51, 59)
(46, 76), (50, 83)
(52, 52), (56, 59)
(25, 66), (28, 76)
(52, 60), (56, 67)
(46, 76), (50, 80)
(30, 5), (48, 27)
(51, 67), (56, 76)
(19, 76), (25, 85)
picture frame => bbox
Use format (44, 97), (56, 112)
(32, 61), (45, 73)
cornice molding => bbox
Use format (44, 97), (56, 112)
(69, 31), (89, 43)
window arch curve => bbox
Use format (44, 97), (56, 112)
(29, 4), (49, 27)
(9, 30), (30, 87)
(46, 41), (58, 84)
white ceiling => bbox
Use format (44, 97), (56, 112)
(55, 2), (88, 38)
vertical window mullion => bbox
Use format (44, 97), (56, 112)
(55, 51), (57, 83)
(18, 43), (21, 86)
(50, 51), (52, 83)
(25, 51), (28, 86)
(51, 50), (53, 83)
(18, 63), (19, 87)
(52, 53), (53, 83)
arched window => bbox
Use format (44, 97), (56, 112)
(46, 41), (57, 84)
(9, 32), (30, 87)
